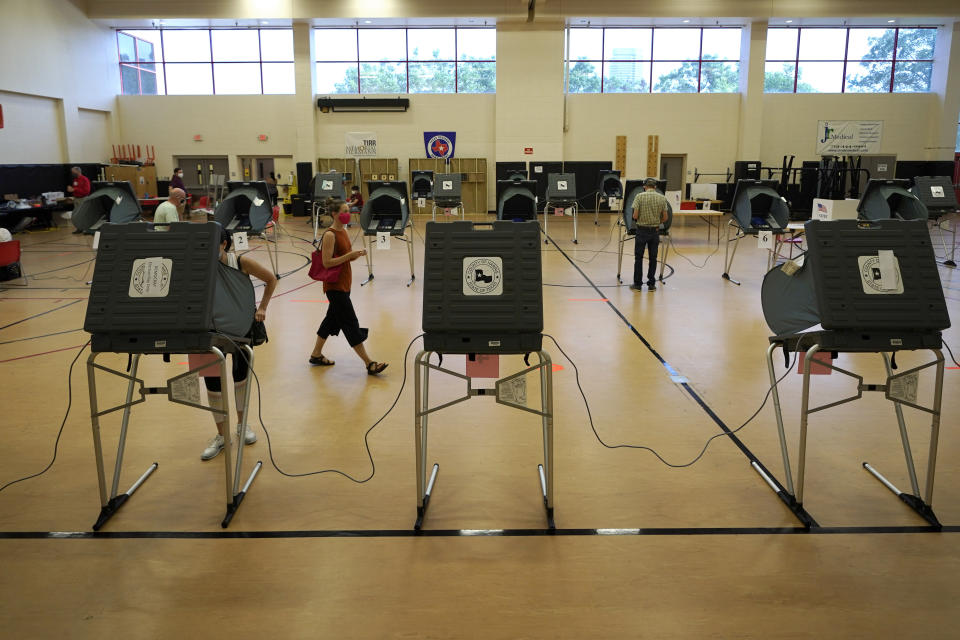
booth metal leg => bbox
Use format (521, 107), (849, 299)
(89, 353), (158, 531)
(616, 223), (626, 283)
(542, 209), (550, 245)
(657, 233), (671, 282)
(794, 344), (820, 506)
(862, 351), (945, 527)
(594, 195), (600, 225)
(361, 234), (374, 286)
(572, 205), (579, 244)
(222, 345), (263, 528)
(538, 352), (555, 529)
(405, 226), (416, 288)
(414, 351), (439, 530)
(764, 343), (795, 496)
(721, 221), (741, 285)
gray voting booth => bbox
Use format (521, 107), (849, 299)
(757, 219), (950, 528)
(72, 181), (142, 233)
(415, 221), (555, 529)
(83, 222), (262, 530)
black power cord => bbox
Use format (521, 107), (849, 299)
(543, 333), (805, 468)
(222, 333), (423, 484)
(0, 341), (89, 494)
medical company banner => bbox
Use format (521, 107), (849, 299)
(815, 120), (883, 155)
(424, 132), (456, 160)
(345, 131), (378, 157)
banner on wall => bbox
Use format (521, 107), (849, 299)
(816, 120), (883, 155)
(423, 131), (456, 160)
(345, 131), (378, 157)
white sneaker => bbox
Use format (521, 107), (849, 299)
(242, 424), (257, 445)
(201, 434), (224, 461)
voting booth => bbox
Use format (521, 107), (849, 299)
(722, 179), (791, 285)
(858, 179), (928, 222)
(358, 181), (415, 286)
(757, 219), (950, 528)
(72, 181), (142, 233)
(415, 221), (555, 529)
(543, 172), (580, 243)
(213, 180), (281, 277)
(911, 175), (960, 267)
(594, 170), (623, 224)
(430, 172), (464, 221)
(311, 172), (345, 239)
(83, 222), (262, 529)
(496, 179), (537, 223)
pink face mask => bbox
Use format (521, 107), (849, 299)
(338, 212), (351, 224)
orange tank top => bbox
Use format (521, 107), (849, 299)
(322, 228), (352, 293)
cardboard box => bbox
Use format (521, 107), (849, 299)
(812, 198), (859, 221)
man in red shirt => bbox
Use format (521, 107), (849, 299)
(67, 167), (91, 198)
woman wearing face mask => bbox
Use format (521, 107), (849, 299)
(310, 202), (388, 375)
(200, 226), (278, 461)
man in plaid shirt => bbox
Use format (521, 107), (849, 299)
(630, 178), (669, 291)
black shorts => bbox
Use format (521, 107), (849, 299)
(317, 289), (368, 347)
(203, 352), (250, 392)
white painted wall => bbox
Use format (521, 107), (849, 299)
(0, 91), (65, 164)
(76, 108), (112, 163)
(564, 94), (742, 180)
(760, 94), (936, 165)
(0, 0), (119, 163)
(116, 95), (300, 179)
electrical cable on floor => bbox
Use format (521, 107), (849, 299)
(542, 333), (806, 468)
(0, 341), (89, 494)
(944, 341), (960, 368)
(669, 241), (721, 269)
(222, 332), (424, 484)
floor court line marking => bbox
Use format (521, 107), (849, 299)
(544, 231), (819, 528)
(0, 328), (84, 345)
(567, 298), (609, 302)
(0, 525), (956, 540)
(0, 300), (82, 332)
(0, 343), (87, 364)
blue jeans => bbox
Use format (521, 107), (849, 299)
(633, 227), (660, 285)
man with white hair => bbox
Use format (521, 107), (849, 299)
(153, 188), (186, 230)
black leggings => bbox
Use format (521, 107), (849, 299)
(317, 289), (368, 347)
(203, 352), (249, 392)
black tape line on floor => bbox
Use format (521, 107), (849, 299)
(0, 300), (81, 332)
(543, 231), (819, 528)
(0, 525), (957, 540)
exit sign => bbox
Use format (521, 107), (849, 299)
(193, 134), (203, 142)
(523, 147), (533, 155)
(257, 134), (268, 142)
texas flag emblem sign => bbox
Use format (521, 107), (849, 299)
(424, 131), (456, 160)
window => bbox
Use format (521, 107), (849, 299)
(565, 27), (741, 94)
(119, 31), (162, 95)
(314, 28), (496, 94)
(764, 27), (936, 93)
(115, 29), (295, 95)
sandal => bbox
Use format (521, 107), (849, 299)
(309, 355), (335, 366)
(366, 361), (388, 376)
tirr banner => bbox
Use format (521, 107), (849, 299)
(345, 131), (378, 157)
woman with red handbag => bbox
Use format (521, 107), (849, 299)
(309, 202), (388, 375)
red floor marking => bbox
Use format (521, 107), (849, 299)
(567, 298), (609, 302)
(0, 344), (87, 364)
(552, 364), (564, 372)
(177, 362), (188, 365)
(272, 280), (319, 299)
(948, 366), (959, 370)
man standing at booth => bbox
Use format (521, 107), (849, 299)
(630, 178), (668, 291)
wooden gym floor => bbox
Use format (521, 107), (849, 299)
(1, 211), (958, 638)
